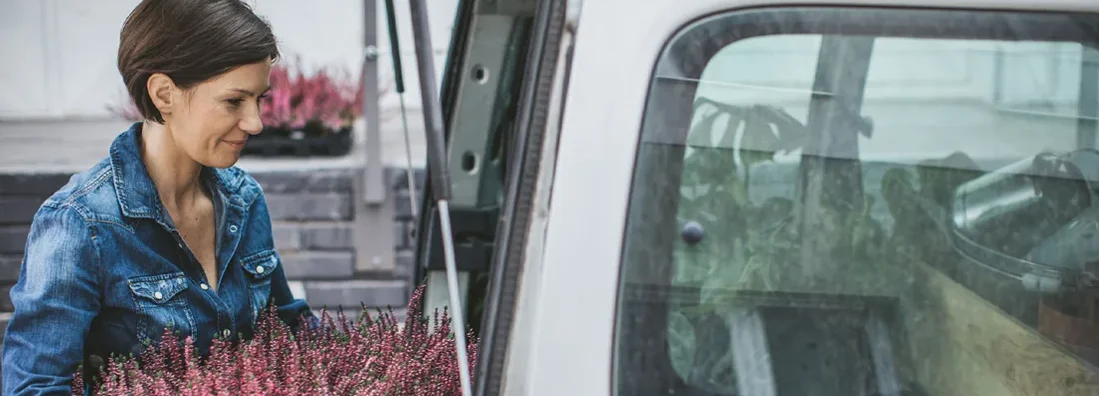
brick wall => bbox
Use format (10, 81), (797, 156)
(0, 165), (425, 346)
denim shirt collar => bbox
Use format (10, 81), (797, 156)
(108, 122), (255, 227)
(109, 122), (260, 289)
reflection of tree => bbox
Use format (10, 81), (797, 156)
(674, 97), (895, 296)
(668, 97), (990, 393)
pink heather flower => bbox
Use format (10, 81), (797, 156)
(256, 58), (364, 132)
(261, 66), (295, 128)
(109, 57), (368, 132)
(75, 285), (478, 396)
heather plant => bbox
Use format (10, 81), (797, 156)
(260, 60), (365, 132)
(108, 58), (368, 133)
(74, 285), (478, 396)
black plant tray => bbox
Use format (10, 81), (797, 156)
(243, 126), (353, 157)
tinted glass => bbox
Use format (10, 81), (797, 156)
(614, 8), (1099, 396)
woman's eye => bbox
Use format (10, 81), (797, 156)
(226, 98), (244, 107)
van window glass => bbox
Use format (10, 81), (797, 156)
(614, 8), (1099, 396)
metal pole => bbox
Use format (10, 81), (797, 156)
(1077, 47), (1099, 149)
(354, 0), (396, 275)
(362, 0), (385, 205)
(797, 35), (875, 276)
(408, 0), (473, 394)
(384, 0), (420, 217)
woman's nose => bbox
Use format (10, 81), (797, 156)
(239, 112), (263, 135)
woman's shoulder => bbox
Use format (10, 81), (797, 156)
(36, 157), (118, 219)
(21, 158), (116, 259)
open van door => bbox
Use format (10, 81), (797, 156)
(408, 1), (568, 393)
(410, 0), (1099, 395)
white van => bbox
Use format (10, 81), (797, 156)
(410, 1), (1099, 395)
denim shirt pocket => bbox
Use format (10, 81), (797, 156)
(127, 272), (194, 342)
(240, 249), (277, 322)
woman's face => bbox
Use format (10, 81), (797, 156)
(158, 59), (272, 168)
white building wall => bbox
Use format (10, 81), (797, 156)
(0, 0), (459, 120)
(0, 1), (1090, 130)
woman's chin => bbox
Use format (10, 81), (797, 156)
(201, 152), (242, 169)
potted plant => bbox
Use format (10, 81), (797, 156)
(250, 60), (365, 157)
(107, 58), (366, 158)
(73, 285), (478, 395)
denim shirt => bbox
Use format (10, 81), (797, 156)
(1, 123), (313, 395)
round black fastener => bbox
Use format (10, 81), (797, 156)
(681, 221), (705, 245)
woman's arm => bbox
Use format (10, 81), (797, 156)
(269, 260), (317, 330)
(1, 204), (102, 395)
(250, 192), (316, 331)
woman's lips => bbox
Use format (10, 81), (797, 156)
(224, 140), (247, 150)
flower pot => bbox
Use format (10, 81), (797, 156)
(242, 125), (354, 158)
(326, 126), (353, 156)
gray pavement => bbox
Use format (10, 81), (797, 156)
(0, 106), (427, 175)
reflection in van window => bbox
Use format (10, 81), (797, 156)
(615, 8), (1099, 396)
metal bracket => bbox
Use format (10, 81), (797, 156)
(422, 14), (528, 320)
(425, 206), (498, 272)
(446, 15), (515, 207)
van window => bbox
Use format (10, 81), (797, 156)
(614, 8), (1099, 396)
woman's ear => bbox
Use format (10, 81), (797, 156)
(147, 73), (176, 117)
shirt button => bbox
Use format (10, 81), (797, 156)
(153, 291), (163, 300)
(256, 266), (265, 274)
(223, 329), (231, 337)
(229, 225), (238, 233)
(200, 283), (209, 291)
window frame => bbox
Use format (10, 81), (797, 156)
(612, 7), (1099, 395)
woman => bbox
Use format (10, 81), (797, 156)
(1, 0), (313, 393)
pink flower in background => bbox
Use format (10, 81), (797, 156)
(261, 66), (295, 128)
(259, 60), (365, 132)
(108, 57), (367, 133)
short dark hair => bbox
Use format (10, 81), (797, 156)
(118, 0), (280, 123)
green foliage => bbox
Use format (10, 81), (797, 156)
(666, 98), (986, 392)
